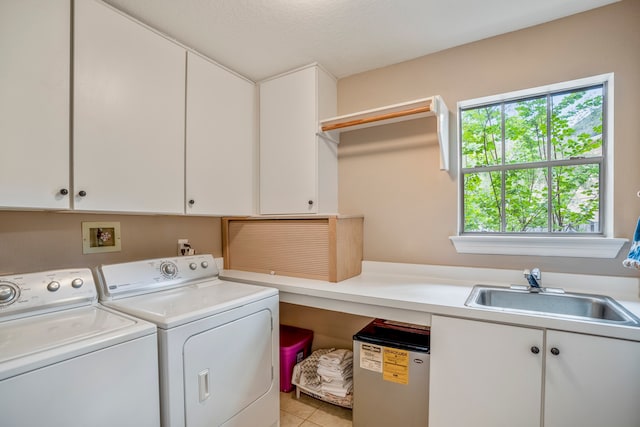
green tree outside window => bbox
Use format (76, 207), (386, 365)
(460, 84), (604, 234)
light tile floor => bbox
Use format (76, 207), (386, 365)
(280, 391), (352, 427)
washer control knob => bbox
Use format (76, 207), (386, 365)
(0, 284), (17, 303)
(71, 278), (84, 288)
(160, 262), (178, 278)
(201, 261), (209, 269)
(47, 281), (61, 292)
(189, 263), (197, 270)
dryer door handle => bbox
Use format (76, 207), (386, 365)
(198, 369), (210, 402)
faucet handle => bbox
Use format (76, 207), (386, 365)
(530, 268), (541, 280)
(524, 268), (542, 288)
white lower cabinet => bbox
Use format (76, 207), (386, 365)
(544, 330), (640, 427)
(429, 315), (640, 427)
(429, 315), (543, 427)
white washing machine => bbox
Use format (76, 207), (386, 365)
(97, 254), (279, 427)
(0, 267), (160, 427)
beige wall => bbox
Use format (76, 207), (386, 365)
(0, 211), (222, 274)
(1, 2), (638, 281)
(280, 302), (373, 351)
(337, 0), (640, 277)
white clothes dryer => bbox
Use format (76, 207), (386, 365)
(0, 267), (160, 427)
(97, 254), (279, 427)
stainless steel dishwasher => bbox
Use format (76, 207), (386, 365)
(353, 319), (430, 427)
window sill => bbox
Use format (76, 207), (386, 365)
(449, 235), (627, 258)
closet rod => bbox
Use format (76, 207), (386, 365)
(321, 105), (432, 132)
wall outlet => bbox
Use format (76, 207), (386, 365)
(178, 239), (195, 256)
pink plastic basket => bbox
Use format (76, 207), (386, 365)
(280, 325), (313, 392)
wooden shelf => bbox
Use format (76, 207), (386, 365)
(318, 96), (449, 171)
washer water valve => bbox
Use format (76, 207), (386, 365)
(178, 239), (195, 256)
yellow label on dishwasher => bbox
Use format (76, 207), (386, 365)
(382, 347), (409, 384)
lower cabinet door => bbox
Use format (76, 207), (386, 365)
(544, 330), (640, 427)
(429, 315), (543, 427)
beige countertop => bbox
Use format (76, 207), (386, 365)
(220, 260), (640, 342)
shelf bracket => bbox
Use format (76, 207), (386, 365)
(433, 95), (449, 171)
(316, 131), (340, 145)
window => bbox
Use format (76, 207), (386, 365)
(451, 74), (626, 258)
(461, 81), (605, 234)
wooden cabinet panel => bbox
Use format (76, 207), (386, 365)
(222, 216), (363, 282)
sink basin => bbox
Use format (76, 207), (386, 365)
(465, 285), (640, 326)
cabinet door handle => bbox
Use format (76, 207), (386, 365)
(188, 199), (195, 206)
(308, 200), (314, 206)
(530, 346), (540, 354)
(59, 188), (69, 195)
(78, 190), (87, 197)
(550, 347), (560, 356)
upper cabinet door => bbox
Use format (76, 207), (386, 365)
(0, 0), (71, 209)
(74, 0), (185, 214)
(259, 66), (317, 214)
(185, 53), (255, 215)
(259, 65), (337, 215)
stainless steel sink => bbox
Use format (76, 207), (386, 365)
(465, 285), (640, 326)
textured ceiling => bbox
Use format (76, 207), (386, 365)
(103, 0), (619, 82)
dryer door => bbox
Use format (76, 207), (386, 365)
(183, 308), (274, 427)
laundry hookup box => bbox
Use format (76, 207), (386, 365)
(280, 324), (314, 392)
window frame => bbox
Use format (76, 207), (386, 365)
(450, 73), (627, 258)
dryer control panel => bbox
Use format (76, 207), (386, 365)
(0, 268), (97, 322)
(98, 254), (219, 300)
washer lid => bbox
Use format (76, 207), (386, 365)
(102, 279), (278, 329)
(0, 305), (155, 380)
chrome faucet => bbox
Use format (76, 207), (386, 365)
(524, 268), (542, 290)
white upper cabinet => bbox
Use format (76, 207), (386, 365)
(259, 64), (337, 214)
(185, 52), (255, 215)
(74, 0), (185, 214)
(0, 0), (71, 209)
